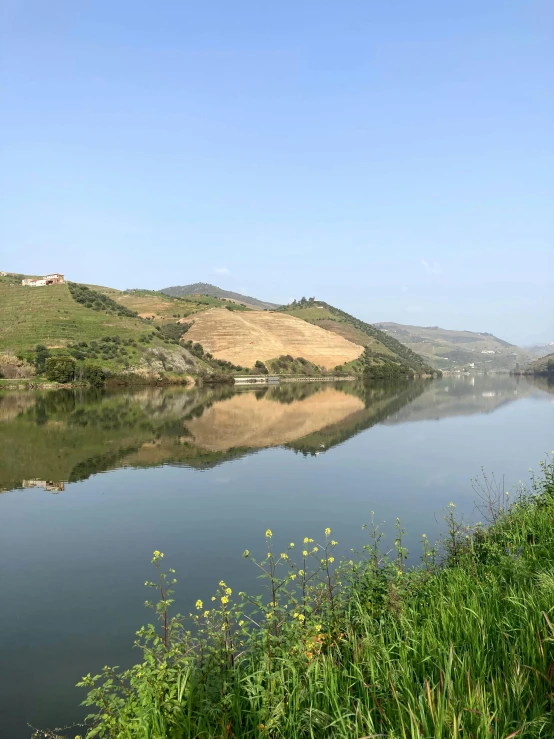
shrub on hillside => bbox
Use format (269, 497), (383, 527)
(67, 282), (138, 318)
(34, 344), (50, 373)
(254, 360), (269, 374)
(83, 361), (105, 387)
(159, 322), (191, 342)
(44, 355), (76, 383)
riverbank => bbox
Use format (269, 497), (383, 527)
(65, 458), (554, 739)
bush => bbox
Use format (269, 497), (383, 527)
(159, 322), (191, 342)
(254, 359), (269, 374)
(34, 344), (50, 373)
(84, 361), (106, 387)
(67, 282), (138, 318)
(44, 355), (76, 383)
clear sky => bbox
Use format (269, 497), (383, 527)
(1, 1), (552, 344)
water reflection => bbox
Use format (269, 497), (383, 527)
(0, 375), (550, 493)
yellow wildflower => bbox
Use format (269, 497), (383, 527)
(331, 540), (338, 546)
(280, 553), (288, 560)
(195, 599), (203, 610)
(289, 542), (295, 548)
(265, 529), (272, 538)
(203, 610), (209, 618)
(225, 587), (232, 595)
(303, 537), (309, 544)
(328, 556), (335, 564)
(324, 527), (331, 536)
(298, 569), (304, 576)
(289, 573), (297, 580)
(219, 580), (226, 587)
(211, 596), (216, 601)
(312, 546), (318, 553)
(243, 549), (250, 558)
(303, 550), (308, 557)
(221, 596), (229, 605)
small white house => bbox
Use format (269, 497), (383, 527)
(22, 273), (65, 287)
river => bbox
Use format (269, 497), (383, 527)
(0, 375), (552, 737)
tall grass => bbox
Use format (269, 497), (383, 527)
(76, 459), (554, 738)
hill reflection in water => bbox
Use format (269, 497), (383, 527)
(0, 375), (550, 493)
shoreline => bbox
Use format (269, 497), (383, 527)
(61, 458), (554, 738)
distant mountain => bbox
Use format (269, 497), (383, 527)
(523, 343), (554, 359)
(160, 283), (280, 310)
(373, 322), (531, 372)
(517, 352), (554, 377)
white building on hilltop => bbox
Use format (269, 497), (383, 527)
(22, 273), (65, 287)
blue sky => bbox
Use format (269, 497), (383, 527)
(1, 0), (552, 344)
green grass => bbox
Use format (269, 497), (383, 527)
(279, 301), (436, 376)
(0, 279), (208, 373)
(0, 280), (151, 354)
(74, 459), (554, 738)
(282, 306), (338, 321)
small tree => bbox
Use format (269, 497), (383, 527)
(84, 361), (105, 387)
(254, 360), (269, 374)
(35, 344), (50, 373)
(44, 355), (76, 383)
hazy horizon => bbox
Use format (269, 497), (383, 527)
(1, 1), (552, 344)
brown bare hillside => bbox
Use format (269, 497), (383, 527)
(185, 388), (364, 451)
(185, 308), (363, 369)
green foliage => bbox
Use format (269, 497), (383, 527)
(65, 335), (143, 365)
(158, 322), (191, 342)
(68, 282), (138, 318)
(83, 362), (106, 387)
(196, 369), (235, 385)
(44, 355), (76, 383)
(268, 355), (321, 375)
(281, 300), (436, 375)
(77, 459), (554, 739)
(254, 359), (269, 374)
(34, 344), (50, 373)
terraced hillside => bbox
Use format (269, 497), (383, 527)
(185, 308), (364, 370)
(0, 276), (203, 374)
(95, 287), (252, 322)
(279, 301), (435, 375)
(373, 322), (530, 372)
(0, 278), (148, 354)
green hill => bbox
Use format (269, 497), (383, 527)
(279, 299), (436, 377)
(0, 275), (203, 375)
(516, 352), (554, 377)
(0, 275), (434, 381)
(160, 282), (280, 310)
(373, 321), (531, 372)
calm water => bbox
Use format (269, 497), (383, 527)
(0, 375), (552, 737)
